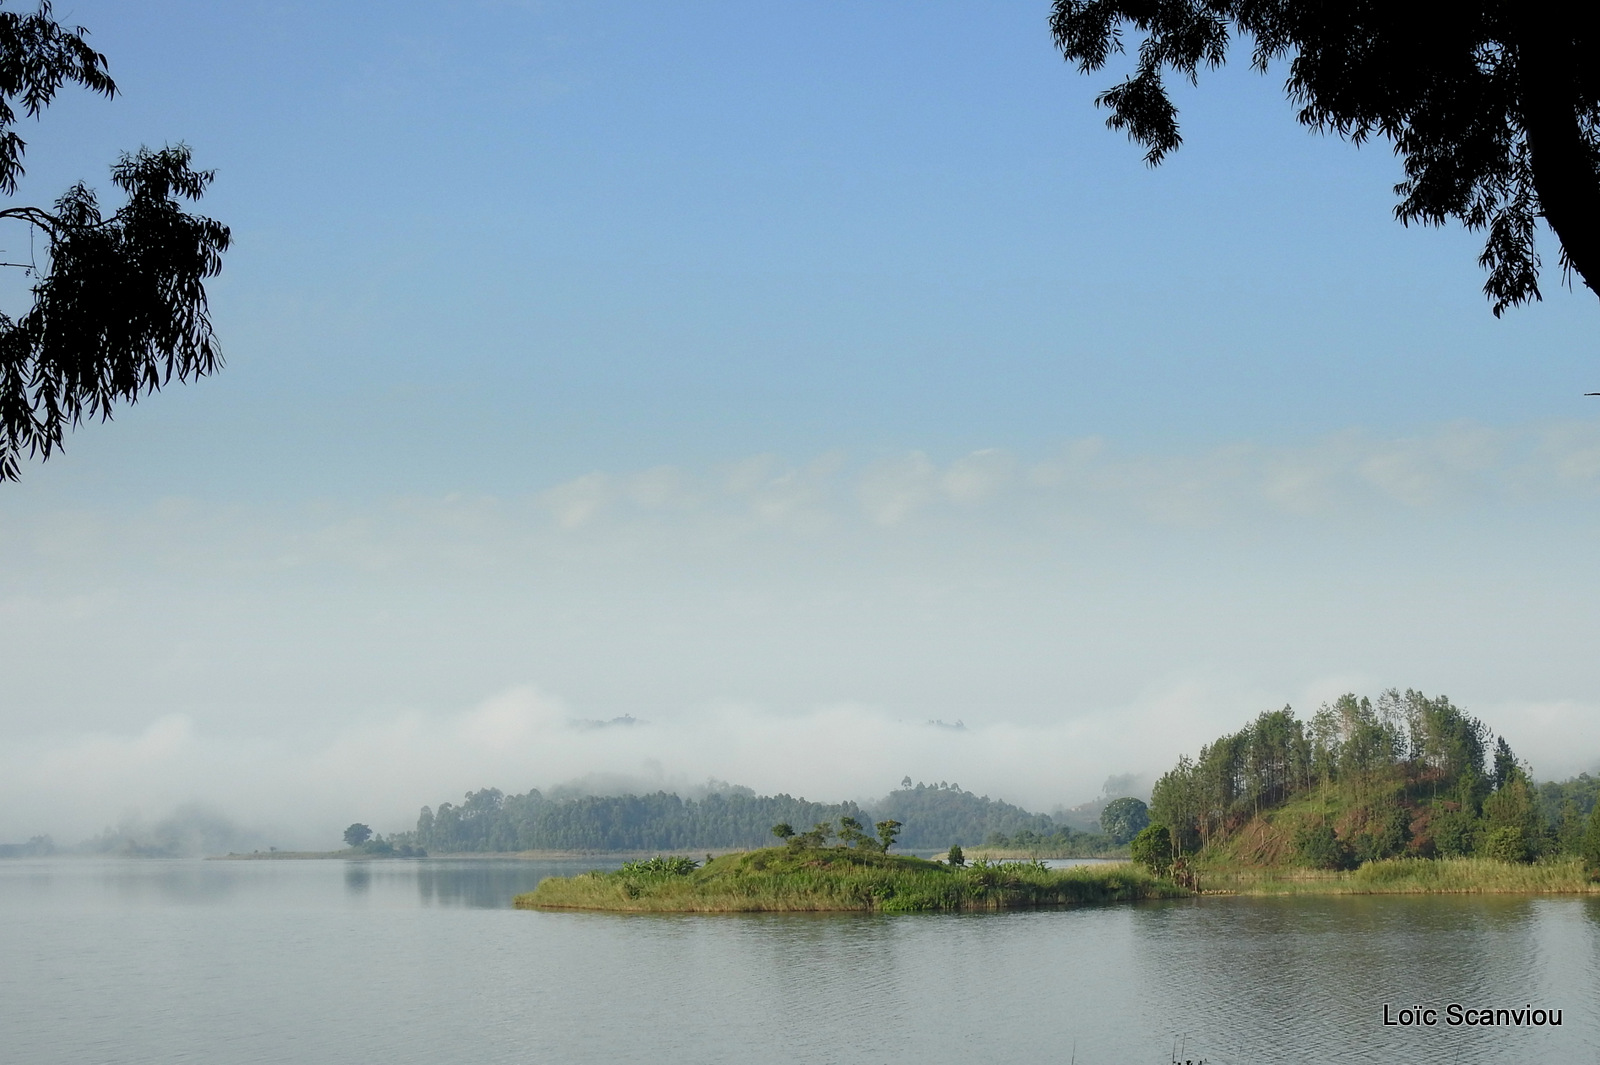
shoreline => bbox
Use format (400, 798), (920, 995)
(515, 848), (1182, 913)
(1193, 856), (1600, 896)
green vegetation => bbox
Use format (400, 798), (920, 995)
(975, 826), (1122, 858)
(517, 841), (1182, 913)
(0, 6), (231, 483)
(1206, 858), (1600, 896)
(1130, 688), (1600, 893)
(1049, 0), (1600, 315)
(1130, 823), (1173, 876)
(398, 779), (1111, 854)
(1099, 797), (1150, 844)
(342, 822), (425, 858)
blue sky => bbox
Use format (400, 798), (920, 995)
(2, 2), (1598, 844)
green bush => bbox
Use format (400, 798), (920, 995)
(616, 855), (699, 877)
(1130, 823), (1173, 876)
(1482, 826), (1532, 864)
(1434, 810), (1479, 857)
(1294, 820), (1352, 870)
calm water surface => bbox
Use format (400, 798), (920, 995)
(3, 857), (1598, 1065)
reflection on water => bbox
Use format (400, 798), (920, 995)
(343, 863), (370, 895)
(413, 860), (607, 908)
(1, 857), (1597, 1065)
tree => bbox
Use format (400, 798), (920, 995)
(946, 843), (965, 866)
(0, 1), (229, 481)
(1129, 822), (1173, 876)
(794, 821), (835, 849)
(875, 819), (902, 853)
(1049, 1), (1600, 314)
(837, 815), (874, 848)
(1492, 737), (1517, 792)
(1099, 796), (1151, 844)
(1581, 803), (1600, 877)
(770, 821), (795, 842)
(343, 823), (372, 848)
(1480, 767), (1542, 863)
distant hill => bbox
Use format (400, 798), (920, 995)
(392, 780), (1116, 854)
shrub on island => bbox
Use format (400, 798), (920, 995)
(516, 823), (1182, 913)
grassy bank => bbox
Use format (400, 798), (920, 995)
(1203, 856), (1600, 895)
(968, 847), (1128, 861)
(516, 847), (1186, 913)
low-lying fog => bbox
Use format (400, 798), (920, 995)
(5, 429), (1600, 848)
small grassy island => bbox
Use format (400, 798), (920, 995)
(516, 847), (1183, 913)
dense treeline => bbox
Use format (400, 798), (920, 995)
(398, 788), (864, 853)
(1145, 689), (1570, 868)
(878, 779), (1113, 853)
(392, 779), (1115, 854)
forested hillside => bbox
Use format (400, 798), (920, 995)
(390, 779), (1114, 854)
(1145, 689), (1592, 868)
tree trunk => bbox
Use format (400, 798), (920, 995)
(1517, 18), (1600, 300)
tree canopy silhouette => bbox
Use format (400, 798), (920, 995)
(1049, 1), (1600, 315)
(0, 1), (229, 481)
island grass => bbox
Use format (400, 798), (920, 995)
(1202, 856), (1600, 896)
(515, 847), (1186, 913)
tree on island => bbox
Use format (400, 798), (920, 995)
(946, 843), (965, 866)
(875, 819), (902, 853)
(0, 1), (230, 482)
(1049, 1), (1600, 314)
(837, 816), (874, 848)
(343, 823), (372, 848)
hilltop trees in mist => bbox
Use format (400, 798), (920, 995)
(396, 780), (1114, 855)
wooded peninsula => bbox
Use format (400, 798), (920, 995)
(1130, 688), (1600, 893)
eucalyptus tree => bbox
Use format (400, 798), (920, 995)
(0, 1), (229, 481)
(1050, 1), (1600, 314)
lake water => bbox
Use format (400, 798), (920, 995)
(3, 857), (1598, 1065)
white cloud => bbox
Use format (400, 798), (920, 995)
(541, 472), (610, 528)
